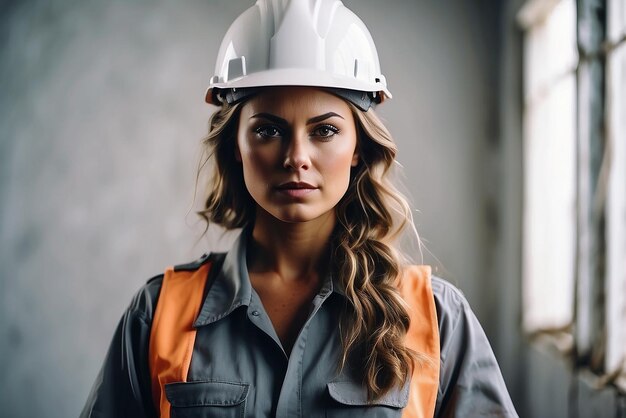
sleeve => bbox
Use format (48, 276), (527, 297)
(432, 277), (518, 418)
(80, 276), (163, 418)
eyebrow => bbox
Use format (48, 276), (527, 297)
(307, 112), (344, 124)
(250, 112), (344, 125)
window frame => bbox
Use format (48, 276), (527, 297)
(519, 0), (626, 389)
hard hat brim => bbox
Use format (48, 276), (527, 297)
(205, 68), (391, 105)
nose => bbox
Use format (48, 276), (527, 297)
(283, 133), (310, 171)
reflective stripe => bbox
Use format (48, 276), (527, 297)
(149, 262), (212, 418)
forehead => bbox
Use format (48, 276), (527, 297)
(240, 87), (352, 119)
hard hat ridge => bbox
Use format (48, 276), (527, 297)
(269, 0), (325, 71)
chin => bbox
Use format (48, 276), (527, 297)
(262, 204), (334, 225)
(270, 209), (320, 224)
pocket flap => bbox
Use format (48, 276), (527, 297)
(165, 380), (249, 407)
(327, 380), (409, 408)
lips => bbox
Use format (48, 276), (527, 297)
(276, 181), (317, 190)
(275, 181), (318, 198)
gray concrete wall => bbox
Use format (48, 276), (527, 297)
(0, 1), (506, 416)
(493, 0), (525, 412)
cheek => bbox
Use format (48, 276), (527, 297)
(241, 148), (276, 174)
(238, 135), (266, 172)
(326, 154), (354, 176)
(320, 148), (357, 189)
(334, 136), (358, 171)
(238, 146), (280, 197)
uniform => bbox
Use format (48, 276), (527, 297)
(81, 230), (518, 417)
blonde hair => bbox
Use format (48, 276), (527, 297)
(197, 97), (419, 401)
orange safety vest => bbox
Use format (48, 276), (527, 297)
(149, 258), (440, 418)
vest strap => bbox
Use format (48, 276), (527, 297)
(400, 265), (440, 418)
(149, 260), (213, 418)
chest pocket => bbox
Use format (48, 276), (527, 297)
(165, 380), (249, 418)
(325, 380), (408, 418)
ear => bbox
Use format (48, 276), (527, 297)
(351, 149), (359, 167)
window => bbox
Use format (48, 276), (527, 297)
(520, 0), (626, 386)
(605, 0), (626, 386)
(521, 0), (578, 333)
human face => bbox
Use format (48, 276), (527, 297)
(236, 87), (359, 224)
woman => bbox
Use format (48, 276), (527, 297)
(82, 1), (518, 417)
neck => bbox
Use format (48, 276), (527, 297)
(248, 209), (336, 282)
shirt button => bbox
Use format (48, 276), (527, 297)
(251, 310), (260, 317)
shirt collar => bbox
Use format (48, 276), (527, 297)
(329, 272), (345, 297)
(193, 228), (346, 327)
(194, 229), (253, 327)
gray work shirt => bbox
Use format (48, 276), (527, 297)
(81, 231), (518, 417)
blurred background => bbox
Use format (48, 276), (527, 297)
(0, 0), (624, 416)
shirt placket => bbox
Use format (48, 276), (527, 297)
(273, 282), (333, 418)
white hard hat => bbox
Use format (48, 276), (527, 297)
(206, 0), (391, 109)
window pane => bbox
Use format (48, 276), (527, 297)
(524, 0), (578, 103)
(605, 42), (626, 374)
(523, 73), (577, 331)
(608, 0), (626, 43)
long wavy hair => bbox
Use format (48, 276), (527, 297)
(197, 94), (421, 401)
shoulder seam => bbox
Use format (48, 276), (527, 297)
(431, 276), (467, 308)
(173, 253), (213, 272)
(147, 273), (164, 284)
(431, 276), (469, 376)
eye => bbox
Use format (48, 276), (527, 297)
(254, 125), (283, 139)
(311, 124), (340, 140)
